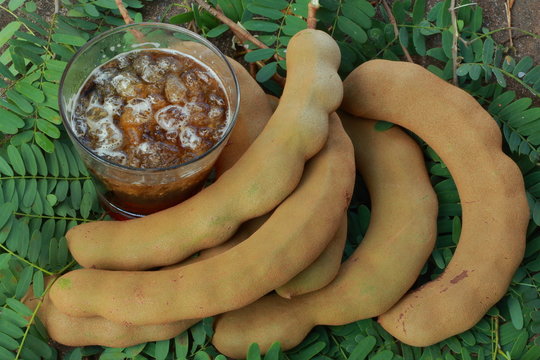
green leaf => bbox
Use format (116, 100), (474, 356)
(243, 20), (280, 32)
(491, 67), (506, 87)
(513, 56), (533, 77)
(441, 30), (453, 58)
(482, 37), (494, 64)
(353, 0), (376, 17)
(7, 145), (25, 175)
(25, 1), (37, 12)
(488, 90), (515, 114)
(206, 24), (229, 38)
(20, 143), (37, 176)
(337, 16), (368, 43)
(36, 119), (61, 139)
(169, 11), (195, 25)
(413, 28), (426, 56)
(0, 333), (18, 351)
(0, 108), (24, 134)
(245, 48), (275, 62)
(349, 336), (376, 360)
(38, 106), (62, 125)
(6, 298), (33, 318)
(399, 27), (409, 48)
(0, 21), (21, 48)
(263, 342), (281, 360)
(498, 98), (532, 120)
(502, 55), (516, 72)
(216, 0), (241, 21)
(8, 0), (24, 11)
(80, 192), (92, 219)
(252, 0), (288, 10)
(174, 332), (189, 359)
(470, 6), (483, 32)
(419, 20), (440, 35)
(413, 0), (426, 24)
(15, 81), (45, 103)
(14, 266), (33, 299)
(371, 350), (394, 360)
(374, 121), (394, 131)
(524, 65), (540, 84)
(246, 4), (284, 19)
(154, 339), (170, 360)
(247, 343), (261, 360)
(35, 132), (54, 153)
(0, 203), (14, 229)
(469, 64), (482, 80)
(256, 62), (278, 83)
(84, 3), (100, 17)
(6, 89), (33, 113)
(52, 33), (87, 47)
(343, 3), (372, 29)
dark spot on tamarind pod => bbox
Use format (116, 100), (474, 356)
(440, 287), (448, 293)
(450, 270), (468, 284)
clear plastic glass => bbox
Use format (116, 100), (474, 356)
(59, 23), (240, 219)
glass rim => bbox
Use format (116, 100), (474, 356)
(58, 22), (240, 173)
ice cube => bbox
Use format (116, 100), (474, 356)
(93, 68), (118, 86)
(85, 105), (109, 122)
(179, 126), (202, 150)
(181, 70), (201, 92)
(103, 96), (125, 117)
(208, 93), (225, 106)
(155, 104), (188, 132)
(147, 92), (168, 111)
(208, 106), (225, 122)
(157, 56), (182, 73)
(165, 74), (188, 104)
(132, 54), (152, 76)
(141, 63), (166, 83)
(111, 71), (142, 98)
(122, 98), (153, 125)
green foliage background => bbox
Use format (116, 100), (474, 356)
(0, 0), (539, 359)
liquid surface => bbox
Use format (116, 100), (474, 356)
(72, 49), (230, 169)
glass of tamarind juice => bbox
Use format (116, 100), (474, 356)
(59, 23), (240, 220)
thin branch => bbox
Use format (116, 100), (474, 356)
(193, 0), (268, 50)
(54, 0), (59, 14)
(115, 0), (133, 24)
(450, 0), (459, 85)
(192, 0), (285, 86)
(505, 0), (513, 49)
(307, 0), (320, 29)
(381, 0), (413, 63)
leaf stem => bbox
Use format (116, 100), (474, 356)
(381, 0), (413, 63)
(307, 0), (320, 30)
(0, 175), (91, 181)
(0, 5), (36, 35)
(449, 0), (459, 85)
(0, 243), (54, 276)
(468, 63), (539, 97)
(13, 212), (94, 223)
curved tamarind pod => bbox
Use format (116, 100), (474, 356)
(214, 59), (274, 176)
(49, 113), (355, 326)
(211, 115), (438, 357)
(66, 29), (342, 271)
(342, 60), (529, 347)
(23, 278), (197, 347)
(276, 215), (347, 298)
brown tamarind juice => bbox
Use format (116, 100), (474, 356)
(70, 48), (232, 218)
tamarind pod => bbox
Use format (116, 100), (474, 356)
(211, 115), (438, 357)
(168, 215), (270, 267)
(275, 215), (347, 298)
(66, 29), (342, 271)
(214, 59), (274, 176)
(49, 113), (355, 326)
(23, 278), (197, 348)
(341, 60), (529, 347)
